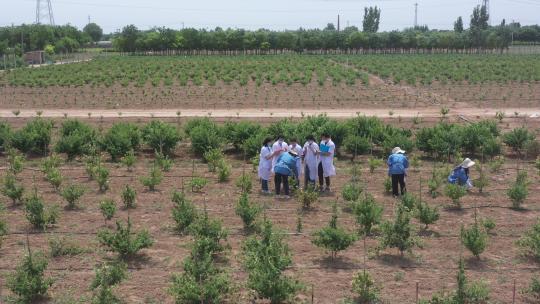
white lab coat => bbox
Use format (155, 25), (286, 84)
(258, 145), (272, 181)
(303, 141), (319, 181)
(289, 144), (303, 178)
(319, 139), (336, 177)
(271, 141), (288, 172)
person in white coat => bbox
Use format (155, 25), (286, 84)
(271, 135), (288, 172)
(258, 137), (274, 194)
(289, 138), (303, 184)
(318, 133), (336, 192)
(303, 135), (319, 189)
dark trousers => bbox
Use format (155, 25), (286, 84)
(274, 173), (289, 195)
(261, 179), (269, 192)
(318, 163), (331, 188)
(391, 174), (406, 196)
(304, 165), (316, 189)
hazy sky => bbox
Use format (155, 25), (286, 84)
(1, 0), (539, 33)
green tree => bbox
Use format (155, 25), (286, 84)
(470, 5), (489, 31)
(97, 218), (153, 259)
(142, 120), (181, 155)
(7, 249), (53, 303)
(378, 205), (421, 256)
(312, 203), (357, 259)
(363, 6), (381, 33)
(454, 16), (464, 33)
(83, 23), (103, 42)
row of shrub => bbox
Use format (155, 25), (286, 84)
(0, 116), (537, 162)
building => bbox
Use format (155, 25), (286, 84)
(23, 51), (45, 65)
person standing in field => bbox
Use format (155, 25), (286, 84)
(273, 150), (299, 199)
(289, 138), (303, 184)
(258, 137), (274, 194)
(387, 147), (409, 198)
(448, 158), (475, 190)
(318, 133), (336, 192)
(303, 135), (319, 189)
(271, 135), (288, 172)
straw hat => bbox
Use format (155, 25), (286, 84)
(392, 147), (406, 154)
(460, 158), (475, 168)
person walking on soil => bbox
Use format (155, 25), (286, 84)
(318, 133), (336, 192)
(387, 147), (409, 198)
(289, 138), (303, 184)
(303, 135), (319, 189)
(258, 137), (274, 194)
(271, 135), (288, 172)
(273, 150), (299, 199)
(448, 158), (475, 190)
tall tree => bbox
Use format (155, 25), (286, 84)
(83, 23), (103, 42)
(454, 16), (464, 33)
(363, 6), (381, 33)
(470, 5), (489, 30)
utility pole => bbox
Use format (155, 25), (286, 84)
(88, 15), (91, 24)
(414, 3), (418, 28)
(337, 14), (340, 32)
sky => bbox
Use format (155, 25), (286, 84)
(1, 0), (539, 33)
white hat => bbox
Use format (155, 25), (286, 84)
(392, 147), (406, 154)
(460, 158), (475, 168)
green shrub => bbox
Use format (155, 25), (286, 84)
(142, 120), (181, 154)
(61, 184), (85, 209)
(343, 135), (371, 160)
(342, 182), (362, 202)
(7, 250), (53, 303)
(48, 236), (84, 257)
(203, 148), (224, 172)
(503, 127), (535, 156)
(0, 121), (12, 151)
(171, 190), (198, 233)
(90, 261), (127, 304)
(140, 166), (163, 191)
(235, 173), (253, 193)
(400, 193), (418, 211)
(242, 219), (301, 303)
(0, 212), (7, 249)
(445, 184), (467, 208)
(383, 177), (392, 194)
(55, 119), (97, 160)
(2, 173), (25, 205)
(481, 218), (496, 233)
(508, 171), (529, 209)
(351, 270), (380, 304)
(378, 204), (421, 256)
(297, 187), (319, 210)
(312, 203), (357, 259)
(367, 157), (383, 173)
(474, 163), (489, 193)
(99, 200), (116, 222)
(414, 201), (440, 230)
(121, 185), (137, 209)
(216, 159), (231, 183)
(235, 192), (261, 231)
(45, 168), (63, 191)
(188, 124), (223, 156)
(460, 219), (488, 259)
(95, 165), (110, 192)
(223, 121), (263, 151)
(189, 211), (228, 254)
(242, 130), (269, 159)
(11, 118), (54, 155)
(516, 219), (540, 260)
(169, 236), (231, 304)
(189, 177), (208, 192)
(40, 154), (62, 173)
(525, 139), (540, 159)
(100, 122), (141, 161)
(24, 190), (58, 230)
(97, 218), (153, 259)
(535, 157), (540, 175)
(155, 152), (173, 171)
(7, 149), (25, 175)
(120, 150), (136, 171)
(525, 276), (540, 300)
(351, 194), (383, 236)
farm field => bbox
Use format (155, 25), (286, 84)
(1, 54), (540, 111)
(0, 114), (539, 303)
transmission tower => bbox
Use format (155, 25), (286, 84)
(482, 0), (490, 25)
(36, 0), (55, 26)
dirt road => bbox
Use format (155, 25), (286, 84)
(1, 107), (539, 119)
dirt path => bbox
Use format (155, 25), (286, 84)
(1, 107), (539, 119)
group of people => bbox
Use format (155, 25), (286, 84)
(257, 134), (336, 198)
(259, 135), (477, 200)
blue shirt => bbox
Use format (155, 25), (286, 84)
(387, 153), (409, 175)
(274, 153), (298, 177)
(448, 166), (470, 186)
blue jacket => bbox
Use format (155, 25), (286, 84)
(387, 153), (409, 175)
(448, 166), (470, 186)
(274, 153), (298, 177)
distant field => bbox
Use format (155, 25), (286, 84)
(1, 54), (539, 110)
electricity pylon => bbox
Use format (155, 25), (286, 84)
(36, 0), (55, 26)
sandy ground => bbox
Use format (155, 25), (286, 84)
(1, 107), (539, 119)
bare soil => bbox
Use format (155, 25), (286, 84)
(0, 118), (539, 303)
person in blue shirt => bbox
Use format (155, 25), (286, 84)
(387, 147), (409, 197)
(448, 158), (475, 189)
(273, 150), (299, 198)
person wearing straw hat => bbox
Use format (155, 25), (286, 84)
(273, 150), (299, 199)
(387, 147), (409, 198)
(448, 158), (475, 189)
